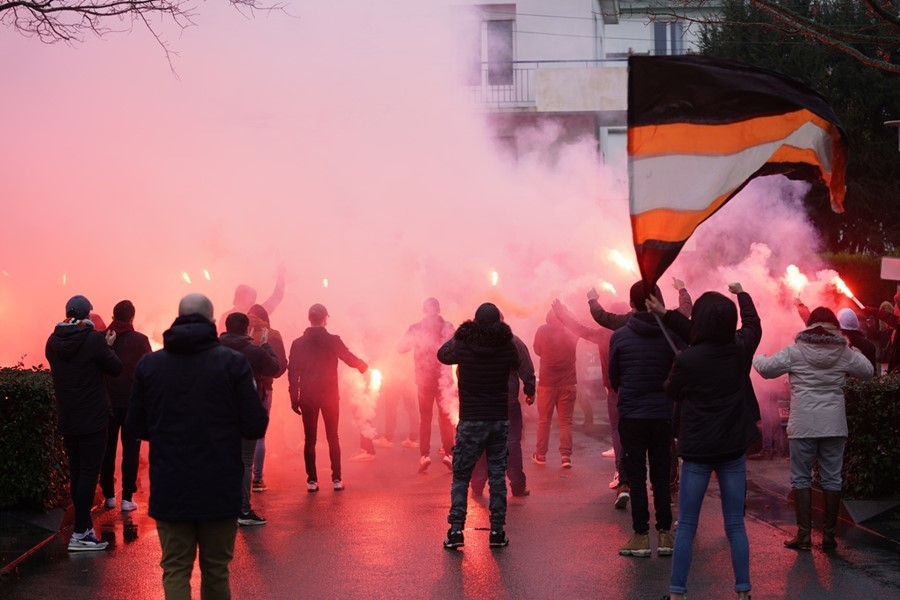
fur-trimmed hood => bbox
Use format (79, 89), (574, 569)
(454, 319), (513, 350)
(794, 322), (849, 369)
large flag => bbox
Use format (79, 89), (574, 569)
(628, 55), (848, 288)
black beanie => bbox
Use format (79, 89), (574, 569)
(474, 302), (501, 324)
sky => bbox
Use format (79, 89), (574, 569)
(0, 1), (866, 425)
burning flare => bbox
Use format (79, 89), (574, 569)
(599, 280), (617, 295)
(490, 270), (499, 287)
(62, 273), (67, 286)
(182, 272), (192, 285)
(832, 275), (865, 309)
(322, 278), (329, 288)
(783, 264), (809, 297)
(608, 249), (638, 276)
(368, 369), (382, 393)
(203, 269), (211, 281)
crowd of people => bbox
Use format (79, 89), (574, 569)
(44, 272), (896, 599)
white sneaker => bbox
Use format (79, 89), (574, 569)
(401, 438), (419, 449)
(418, 456), (431, 473)
(442, 454), (453, 470)
(68, 529), (108, 552)
(349, 450), (376, 462)
(104, 496), (116, 509)
(333, 479), (345, 491)
(307, 481), (319, 493)
(120, 499), (138, 512)
(601, 447), (616, 458)
(373, 437), (394, 448)
(609, 471), (620, 490)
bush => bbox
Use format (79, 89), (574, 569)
(0, 364), (69, 510)
(843, 374), (900, 499)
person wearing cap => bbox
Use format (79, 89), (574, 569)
(46, 295), (123, 552)
(754, 306), (873, 551)
(837, 308), (877, 372)
(438, 302), (521, 549)
(127, 294), (268, 598)
(397, 297), (456, 472)
(288, 303), (368, 492)
(100, 300), (152, 513)
(246, 304), (288, 492)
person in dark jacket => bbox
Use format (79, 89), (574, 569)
(100, 300), (152, 513)
(438, 302), (520, 549)
(247, 303), (288, 492)
(654, 283), (760, 600)
(470, 330), (536, 497)
(46, 294), (123, 552)
(126, 293), (268, 599)
(837, 308), (877, 373)
(288, 303), (368, 492)
(609, 282), (682, 558)
(220, 312), (281, 526)
(531, 307), (579, 468)
(397, 297), (456, 472)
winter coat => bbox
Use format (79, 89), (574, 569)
(437, 320), (520, 421)
(46, 321), (123, 436)
(219, 332), (281, 400)
(533, 310), (579, 387)
(287, 327), (367, 408)
(397, 315), (455, 384)
(509, 335), (536, 404)
(609, 311), (681, 420)
(842, 328), (877, 373)
(753, 323), (874, 438)
(664, 292), (762, 463)
(126, 314), (268, 522)
(105, 322), (152, 410)
(247, 312), (288, 391)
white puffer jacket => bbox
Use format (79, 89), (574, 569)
(753, 323), (874, 438)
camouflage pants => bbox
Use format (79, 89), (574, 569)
(448, 420), (509, 529)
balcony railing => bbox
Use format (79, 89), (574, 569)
(465, 59), (626, 109)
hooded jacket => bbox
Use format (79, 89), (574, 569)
(45, 321), (123, 435)
(665, 292), (762, 463)
(509, 335), (536, 404)
(219, 332), (281, 400)
(609, 311), (681, 420)
(753, 322), (874, 438)
(126, 314), (268, 522)
(247, 311), (288, 391)
(287, 327), (367, 408)
(533, 310), (579, 387)
(105, 321), (152, 410)
(437, 320), (520, 421)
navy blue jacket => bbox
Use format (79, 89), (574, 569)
(438, 320), (520, 421)
(126, 315), (268, 522)
(46, 322), (123, 435)
(609, 311), (681, 420)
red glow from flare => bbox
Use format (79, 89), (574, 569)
(832, 275), (853, 298)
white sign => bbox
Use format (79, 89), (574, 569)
(881, 257), (900, 281)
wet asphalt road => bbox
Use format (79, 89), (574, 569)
(1, 400), (898, 600)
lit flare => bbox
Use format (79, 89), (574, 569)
(490, 270), (499, 287)
(369, 369), (382, 393)
(182, 272), (192, 285)
(203, 269), (211, 281)
(599, 280), (617, 295)
(608, 249), (638, 276)
(832, 275), (865, 309)
(783, 264), (808, 297)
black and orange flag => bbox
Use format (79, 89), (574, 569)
(628, 55), (848, 288)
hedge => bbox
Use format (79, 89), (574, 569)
(843, 374), (900, 499)
(0, 365), (69, 510)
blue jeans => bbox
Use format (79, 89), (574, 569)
(670, 456), (751, 595)
(252, 390), (273, 481)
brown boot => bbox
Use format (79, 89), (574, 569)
(822, 489), (841, 550)
(784, 488), (812, 550)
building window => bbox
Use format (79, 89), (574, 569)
(487, 19), (513, 85)
(654, 20), (685, 56)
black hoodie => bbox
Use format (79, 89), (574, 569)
(45, 321), (123, 436)
(219, 332), (281, 400)
(437, 320), (520, 421)
(664, 292), (762, 463)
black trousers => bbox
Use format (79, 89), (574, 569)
(64, 429), (107, 533)
(618, 418), (673, 534)
(100, 405), (141, 501)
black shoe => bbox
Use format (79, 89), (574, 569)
(512, 488), (531, 497)
(443, 528), (464, 549)
(237, 510), (266, 526)
(489, 529), (509, 547)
